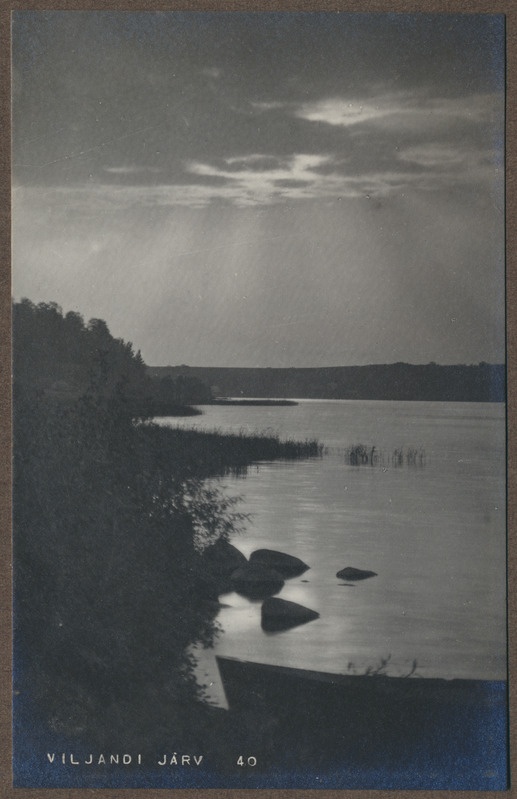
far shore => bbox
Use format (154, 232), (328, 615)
(210, 398), (298, 407)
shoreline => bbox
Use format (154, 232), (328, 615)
(210, 398), (298, 407)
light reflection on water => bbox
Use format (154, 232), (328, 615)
(158, 400), (506, 705)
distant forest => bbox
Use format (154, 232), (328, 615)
(148, 362), (505, 403)
(13, 298), (211, 414)
(15, 299), (503, 405)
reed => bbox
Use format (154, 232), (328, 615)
(143, 423), (324, 479)
(345, 444), (426, 468)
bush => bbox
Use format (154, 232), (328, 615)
(13, 299), (322, 751)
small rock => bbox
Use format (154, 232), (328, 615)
(230, 564), (285, 599)
(202, 539), (248, 577)
(249, 548), (309, 577)
(336, 567), (377, 581)
(261, 597), (320, 631)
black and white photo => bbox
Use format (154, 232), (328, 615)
(11, 11), (508, 790)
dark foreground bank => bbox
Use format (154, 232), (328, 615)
(217, 657), (507, 780)
(14, 658), (507, 790)
(13, 299), (324, 790)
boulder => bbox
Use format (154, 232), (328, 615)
(261, 597), (320, 631)
(202, 539), (248, 577)
(336, 567), (377, 581)
(249, 548), (309, 578)
(230, 564), (285, 599)
(196, 540), (248, 596)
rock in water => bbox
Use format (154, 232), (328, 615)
(249, 548), (309, 577)
(230, 564), (285, 599)
(261, 597), (320, 631)
(336, 567), (377, 581)
(202, 539), (248, 577)
(197, 540), (248, 596)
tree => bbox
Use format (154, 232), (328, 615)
(13, 297), (241, 751)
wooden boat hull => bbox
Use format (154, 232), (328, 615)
(216, 655), (507, 762)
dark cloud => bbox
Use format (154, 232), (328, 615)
(273, 179), (312, 188)
(13, 12), (504, 196)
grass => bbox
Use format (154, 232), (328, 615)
(143, 423), (324, 479)
(345, 444), (426, 468)
(346, 655), (420, 678)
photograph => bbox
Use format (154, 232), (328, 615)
(10, 9), (508, 791)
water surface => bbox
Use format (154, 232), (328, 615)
(157, 400), (506, 704)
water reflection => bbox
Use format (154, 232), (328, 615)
(161, 400), (506, 703)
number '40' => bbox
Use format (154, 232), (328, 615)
(237, 756), (257, 766)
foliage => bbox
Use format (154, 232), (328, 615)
(13, 298), (148, 411)
(143, 425), (323, 479)
(12, 301), (235, 748)
(13, 298), (322, 751)
(13, 384), (239, 748)
(13, 297), (212, 414)
(149, 373), (212, 411)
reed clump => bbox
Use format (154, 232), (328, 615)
(145, 424), (324, 479)
(346, 655), (420, 678)
(345, 444), (426, 468)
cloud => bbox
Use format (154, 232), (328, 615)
(185, 152), (365, 204)
(295, 98), (391, 127)
(224, 154), (290, 172)
(180, 131), (500, 205)
(398, 144), (467, 168)
(187, 152), (332, 184)
(16, 136), (498, 217)
(250, 101), (286, 113)
(103, 165), (160, 175)
(396, 141), (501, 190)
(294, 92), (501, 134)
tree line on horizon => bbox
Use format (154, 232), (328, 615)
(149, 361), (505, 403)
(14, 298), (503, 406)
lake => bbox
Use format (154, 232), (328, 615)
(156, 399), (506, 706)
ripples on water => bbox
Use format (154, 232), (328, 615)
(157, 399), (506, 705)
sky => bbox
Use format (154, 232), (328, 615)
(12, 12), (505, 367)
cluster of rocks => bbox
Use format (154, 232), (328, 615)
(197, 540), (318, 631)
(196, 538), (377, 632)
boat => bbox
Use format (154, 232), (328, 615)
(215, 655), (506, 757)
(216, 655), (505, 707)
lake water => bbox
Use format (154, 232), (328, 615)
(156, 400), (506, 705)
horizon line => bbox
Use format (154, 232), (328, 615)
(148, 361), (506, 370)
